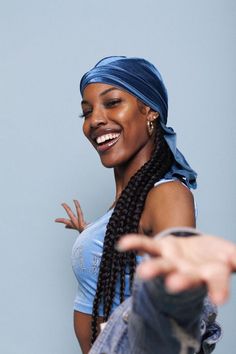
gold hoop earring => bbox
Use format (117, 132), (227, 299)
(147, 120), (154, 136)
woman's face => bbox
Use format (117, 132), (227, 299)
(81, 83), (155, 168)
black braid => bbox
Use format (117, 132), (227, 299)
(91, 121), (174, 343)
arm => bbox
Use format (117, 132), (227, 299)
(117, 229), (236, 353)
(129, 276), (207, 354)
(141, 180), (196, 235)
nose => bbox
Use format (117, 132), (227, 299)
(89, 107), (107, 129)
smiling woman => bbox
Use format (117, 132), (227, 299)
(55, 56), (201, 354)
(81, 83), (157, 170)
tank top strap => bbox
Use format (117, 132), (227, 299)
(154, 177), (178, 187)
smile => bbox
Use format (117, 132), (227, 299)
(96, 133), (120, 144)
(95, 132), (121, 153)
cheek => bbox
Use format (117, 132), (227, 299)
(122, 114), (148, 142)
(117, 107), (146, 131)
(82, 121), (89, 138)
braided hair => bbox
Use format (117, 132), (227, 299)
(91, 120), (174, 343)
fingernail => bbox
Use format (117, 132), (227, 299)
(165, 286), (178, 294)
(115, 242), (125, 252)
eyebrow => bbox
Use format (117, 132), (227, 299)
(100, 87), (119, 96)
(81, 87), (119, 105)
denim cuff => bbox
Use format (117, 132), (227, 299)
(154, 226), (201, 240)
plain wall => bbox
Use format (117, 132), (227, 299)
(0, 1), (235, 353)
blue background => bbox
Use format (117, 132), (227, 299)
(0, 1), (235, 353)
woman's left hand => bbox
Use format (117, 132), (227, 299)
(117, 233), (236, 305)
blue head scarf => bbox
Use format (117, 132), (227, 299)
(80, 56), (197, 189)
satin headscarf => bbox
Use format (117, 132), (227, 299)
(80, 56), (197, 189)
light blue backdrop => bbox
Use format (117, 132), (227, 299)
(0, 1), (235, 353)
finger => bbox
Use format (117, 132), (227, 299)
(65, 224), (74, 229)
(117, 234), (162, 256)
(73, 200), (87, 228)
(55, 218), (75, 229)
(136, 258), (175, 279)
(202, 264), (230, 305)
(165, 263), (231, 305)
(208, 284), (229, 305)
(61, 203), (79, 229)
(229, 247), (236, 271)
(55, 217), (71, 224)
(165, 273), (202, 293)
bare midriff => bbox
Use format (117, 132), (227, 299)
(73, 311), (104, 354)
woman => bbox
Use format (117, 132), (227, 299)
(55, 56), (197, 353)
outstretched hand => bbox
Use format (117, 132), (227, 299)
(55, 200), (88, 232)
(117, 233), (236, 305)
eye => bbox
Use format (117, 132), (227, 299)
(104, 98), (122, 108)
(79, 110), (92, 119)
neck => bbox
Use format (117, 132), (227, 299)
(113, 141), (154, 200)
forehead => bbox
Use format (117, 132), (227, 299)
(82, 83), (133, 101)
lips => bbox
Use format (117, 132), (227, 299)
(90, 129), (121, 153)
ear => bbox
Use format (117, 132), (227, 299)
(147, 109), (160, 122)
(136, 100), (160, 121)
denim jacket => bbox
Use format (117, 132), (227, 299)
(89, 273), (221, 354)
(89, 227), (221, 354)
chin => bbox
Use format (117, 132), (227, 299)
(99, 155), (125, 168)
(100, 159), (118, 168)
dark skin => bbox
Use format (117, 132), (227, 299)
(55, 83), (195, 354)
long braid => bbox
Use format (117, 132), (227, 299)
(91, 122), (174, 343)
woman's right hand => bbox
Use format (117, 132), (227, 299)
(55, 200), (88, 232)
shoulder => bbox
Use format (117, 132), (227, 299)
(141, 179), (196, 235)
(149, 179), (194, 206)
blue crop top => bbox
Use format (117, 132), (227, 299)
(71, 208), (135, 316)
(71, 177), (192, 316)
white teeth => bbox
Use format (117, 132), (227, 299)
(96, 133), (120, 144)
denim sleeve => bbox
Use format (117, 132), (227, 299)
(197, 297), (221, 354)
(129, 277), (221, 354)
